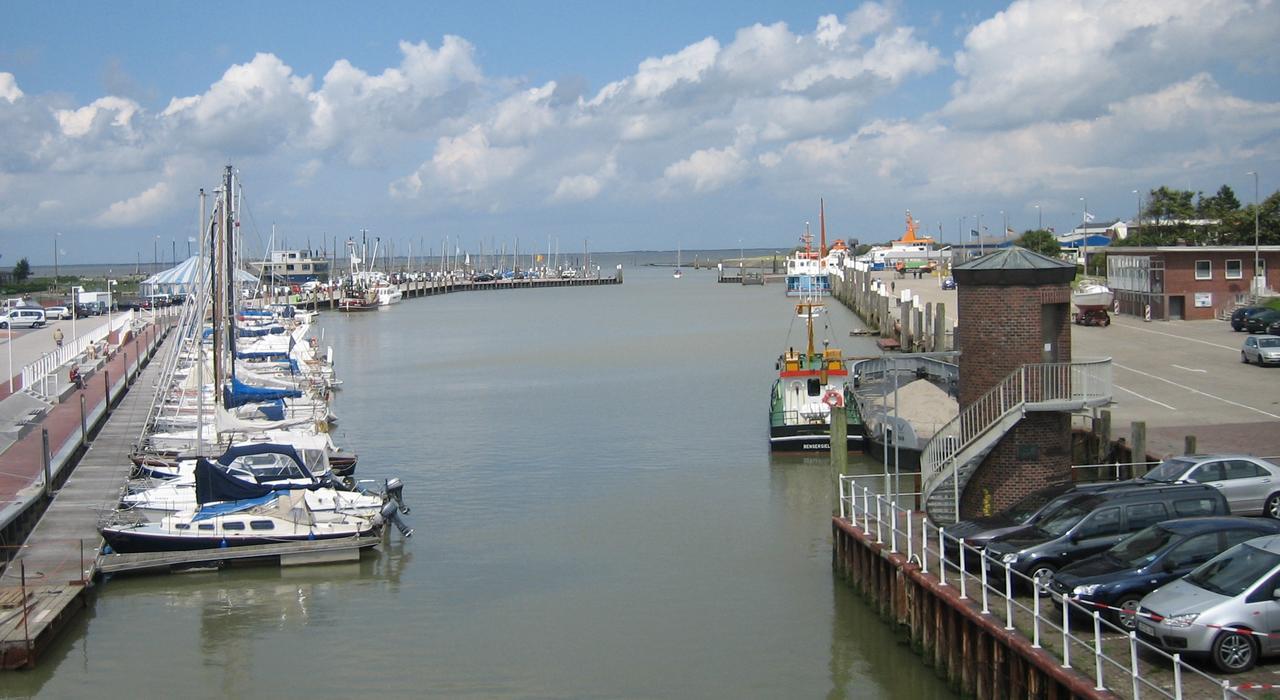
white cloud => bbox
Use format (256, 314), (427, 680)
(95, 181), (174, 227)
(0, 73), (22, 103)
(393, 126), (528, 199)
(663, 146), (747, 193)
(55, 96), (141, 138)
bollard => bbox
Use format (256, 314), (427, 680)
(1184, 435), (1197, 455)
(829, 404), (848, 474)
(42, 428), (51, 498)
(79, 394), (88, 447)
(104, 368), (111, 412)
(1131, 421), (1147, 475)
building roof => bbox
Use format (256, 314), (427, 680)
(953, 246), (1075, 286)
(142, 255), (258, 290)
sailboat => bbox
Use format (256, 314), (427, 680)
(674, 246), (683, 279)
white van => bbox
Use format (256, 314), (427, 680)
(1, 308), (47, 329)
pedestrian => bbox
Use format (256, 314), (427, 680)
(890, 281), (895, 293)
(53, 327), (64, 348)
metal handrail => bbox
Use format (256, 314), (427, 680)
(837, 475), (1246, 700)
(920, 358), (1112, 510)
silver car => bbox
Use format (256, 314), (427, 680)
(1242, 335), (1280, 366)
(1139, 454), (1280, 517)
(1137, 534), (1280, 673)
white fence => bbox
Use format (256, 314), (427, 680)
(839, 475), (1252, 700)
(20, 310), (139, 399)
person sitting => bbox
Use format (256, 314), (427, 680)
(68, 365), (84, 390)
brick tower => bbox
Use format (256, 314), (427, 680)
(952, 248), (1076, 519)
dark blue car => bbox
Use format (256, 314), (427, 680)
(1049, 516), (1280, 630)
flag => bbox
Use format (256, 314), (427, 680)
(970, 229), (979, 238)
(1083, 211), (1095, 223)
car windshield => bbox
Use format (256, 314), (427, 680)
(1260, 338), (1280, 348)
(1003, 486), (1071, 523)
(1035, 500), (1095, 537)
(1108, 525), (1178, 567)
(1143, 458), (1197, 483)
(1185, 544), (1280, 597)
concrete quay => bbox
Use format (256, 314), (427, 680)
(838, 269), (1280, 461)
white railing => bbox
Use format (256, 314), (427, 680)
(838, 475), (1247, 700)
(920, 358), (1113, 513)
(20, 310), (138, 399)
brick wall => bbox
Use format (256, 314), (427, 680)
(961, 413), (1072, 517)
(1156, 250), (1277, 320)
(955, 280), (1074, 519)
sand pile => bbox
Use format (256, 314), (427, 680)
(879, 379), (958, 437)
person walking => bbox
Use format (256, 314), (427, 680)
(53, 326), (64, 348)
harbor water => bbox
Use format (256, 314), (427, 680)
(8, 266), (955, 699)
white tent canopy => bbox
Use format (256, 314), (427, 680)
(141, 255), (258, 296)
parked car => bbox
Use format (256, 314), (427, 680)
(0, 307), (47, 329)
(1137, 454), (1280, 517)
(1245, 309), (1280, 334)
(1050, 516), (1280, 631)
(949, 481), (1131, 554)
(75, 303), (100, 317)
(1230, 306), (1270, 331)
(43, 305), (72, 320)
(1137, 534), (1280, 672)
(1242, 335), (1280, 366)
(941, 276), (956, 290)
(982, 483), (1228, 588)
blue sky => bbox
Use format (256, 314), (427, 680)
(1, 0), (1278, 265)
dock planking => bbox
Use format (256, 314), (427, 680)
(0, 324), (167, 669)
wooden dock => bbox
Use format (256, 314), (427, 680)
(283, 271), (622, 312)
(0, 325), (167, 670)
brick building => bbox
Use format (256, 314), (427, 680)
(1105, 245), (1280, 321)
(952, 248), (1076, 518)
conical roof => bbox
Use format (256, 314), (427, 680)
(141, 255), (257, 294)
(953, 246), (1074, 286)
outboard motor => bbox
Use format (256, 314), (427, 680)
(385, 477), (410, 514)
(379, 500), (414, 538)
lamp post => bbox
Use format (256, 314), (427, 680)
(153, 235), (160, 274)
(106, 279), (117, 346)
(976, 213), (984, 255)
(1133, 190), (1141, 243)
(1080, 196), (1088, 275)
(1001, 210), (1008, 242)
(1035, 204), (1042, 230)
(53, 232), (61, 289)
(1248, 171), (1261, 295)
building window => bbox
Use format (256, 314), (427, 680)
(1195, 260), (1211, 280)
(1226, 260), (1243, 279)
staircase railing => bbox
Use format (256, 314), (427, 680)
(920, 358), (1112, 510)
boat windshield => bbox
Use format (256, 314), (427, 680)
(1143, 457), (1197, 483)
(1185, 544), (1280, 597)
(1108, 525), (1178, 568)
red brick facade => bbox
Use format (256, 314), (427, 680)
(1107, 246), (1279, 321)
(956, 280), (1074, 519)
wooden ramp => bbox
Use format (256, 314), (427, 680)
(0, 329), (166, 669)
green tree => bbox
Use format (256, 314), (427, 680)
(12, 257), (30, 281)
(1015, 229), (1061, 258)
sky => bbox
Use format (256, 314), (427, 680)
(1, 0), (1278, 266)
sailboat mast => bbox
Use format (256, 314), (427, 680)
(197, 188), (207, 456)
(819, 199), (827, 258)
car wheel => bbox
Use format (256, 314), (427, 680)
(1029, 565), (1056, 588)
(1113, 597), (1144, 632)
(1265, 493), (1280, 519)
(1242, 352), (1250, 364)
(1211, 629), (1257, 673)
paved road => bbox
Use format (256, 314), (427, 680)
(870, 270), (1280, 459)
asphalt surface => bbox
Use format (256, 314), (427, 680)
(874, 270), (1280, 460)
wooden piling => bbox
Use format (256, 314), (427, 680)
(1131, 421), (1147, 472)
(1184, 434), (1197, 455)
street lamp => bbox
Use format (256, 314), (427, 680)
(1080, 196), (1088, 275)
(153, 235), (160, 273)
(1248, 171), (1261, 295)
(54, 232), (61, 288)
(106, 279), (117, 347)
(1000, 210), (1008, 242)
(1035, 204), (1042, 230)
(1133, 190), (1141, 242)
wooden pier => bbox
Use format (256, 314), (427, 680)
(0, 324), (168, 670)
(281, 270), (622, 312)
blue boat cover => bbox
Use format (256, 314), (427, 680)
(236, 350), (290, 361)
(238, 325), (285, 337)
(240, 309), (272, 317)
(215, 441), (307, 468)
(194, 459), (278, 507)
(257, 400), (285, 421)
(222, 377), (302, 408)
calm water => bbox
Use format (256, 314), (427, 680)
(7, 267), (955, 699)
